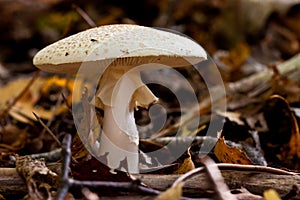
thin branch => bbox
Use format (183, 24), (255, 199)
(33, 112), (78, 164)
(172, 163), (299, 188)
(69, 179), (201, 200)
(201, 156), (237, 200)
(33, 112), (62, 146)
(72, 4), (96, 28)
(227, 53), (300, 94)
(55, 134), (72, 200)
(30, 148), (62, 162)
(70, 179), (161, 195)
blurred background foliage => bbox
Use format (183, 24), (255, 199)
(0, 0), (300, 77)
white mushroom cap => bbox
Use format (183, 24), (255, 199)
(33, 24), (207, 73)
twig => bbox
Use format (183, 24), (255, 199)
(30, 148), (62, 162)
(33, 112), (62, 146)
(172, 163), (299, 188)
(33, 112), (78, 164)
(148, 136), (217, 146)
(201, 157), (237, 200)
(70, 179), (161, 195)
(0, 143), (24, 151)
(69, 179), (201, 200)
(55, 134), (72, 200)
(72, 4), (96, 28)
(0, 70), (41, 121)
(216, 163), (299, 176)
(227, 53), (300, 94)
(61, 93), (72, 111)
(1, 164), (298, 199)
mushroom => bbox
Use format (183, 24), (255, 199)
(33, 24), (207, 173)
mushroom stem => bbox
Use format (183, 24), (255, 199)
(97, 67), (158, 173)
(99, 104), (139, 173)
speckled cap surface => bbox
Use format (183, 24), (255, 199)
(33, 24), (207, 74)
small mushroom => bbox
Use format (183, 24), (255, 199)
(33, 24), (207, 173)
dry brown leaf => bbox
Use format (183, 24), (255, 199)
(0, 124), (27, 151)
(219, 42), (250, 71)
(275, 96), (300, 161)
(263, 95), (300, 169)
(155, 181), (183, 200)
(71, 156), (132, 182)
(173, 147), (195, 174)
(214, 135), (253, 164)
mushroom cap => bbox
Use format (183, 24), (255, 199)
(33, 24), (207, 74)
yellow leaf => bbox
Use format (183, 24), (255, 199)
(263, 189), (281, 200)
(155, 182), (184, 200)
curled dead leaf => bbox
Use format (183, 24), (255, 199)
(214, 134), (253, 165)
(173, 147), (195, 174)
(263, 95), (300, 169)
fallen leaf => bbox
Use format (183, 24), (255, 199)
(40, 76), (74, 105)
(0, 75), (66, 123)
(0, 124), (27, 151)
(214, 134), (253, 164)
(219, 42), (250, 71)
(155, 181), (183, 200)
(264, 189), (281, 200)
(0, 76), (42, 111)
(263, 95), (300, 169)
(8, 76), (88, 123)
(173, 147), (195, 174)
(71, 156), (132, 182)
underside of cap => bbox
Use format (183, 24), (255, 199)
(33, 24), (207, 73)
